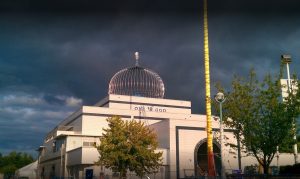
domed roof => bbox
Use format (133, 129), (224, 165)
(108, 52), (165, 98)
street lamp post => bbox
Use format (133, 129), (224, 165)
(281, 55), (292, 92)
(281, 54), (298, 164)
(215, 92), (226, 178)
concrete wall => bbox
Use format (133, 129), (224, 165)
(109, 102), (191, 114)
(67, 148), (82, 166)
(151, 119), (170, 149)
(81, 115), (108, 136)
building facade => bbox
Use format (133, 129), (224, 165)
(37, 56), (298, 179)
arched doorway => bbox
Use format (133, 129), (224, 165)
(194, 139), (221, 177)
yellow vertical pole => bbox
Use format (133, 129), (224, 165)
(203, 0), (216, 176)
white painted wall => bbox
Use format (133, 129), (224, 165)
(81, 115), (108, 136)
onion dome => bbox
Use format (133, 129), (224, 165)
(108, 52), (165, 98)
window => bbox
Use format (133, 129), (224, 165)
(83, 142), (96, 147)
(52, 139), (64, 152)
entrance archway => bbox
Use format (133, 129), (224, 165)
(194, 139), (221, 177)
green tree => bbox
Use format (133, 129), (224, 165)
(96, 116), (162, 178)
(0, 151), (34, 179)
(214, 69), (300, 174)
(278, 76), (300, 153)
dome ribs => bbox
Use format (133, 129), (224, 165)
(108, 65), (164, 98)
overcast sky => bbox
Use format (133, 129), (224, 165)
(0, 0), (300, 157)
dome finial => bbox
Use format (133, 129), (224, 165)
(134, 52), (139, 66)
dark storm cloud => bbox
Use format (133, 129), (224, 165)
(0, 0), (300, 156)
(1, 0), (300, 14)
(0, 0), (197, 13)
(27, 13), (300, 106)
(0, 92), (82, 156)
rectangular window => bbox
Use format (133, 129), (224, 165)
(83, 142), (96, 147)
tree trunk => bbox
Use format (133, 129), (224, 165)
(120, 171), (127, 179)
(237, 134), (242, 170)
(263, 164), (269, 175)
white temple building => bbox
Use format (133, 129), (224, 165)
(37, 53), (298, 179)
